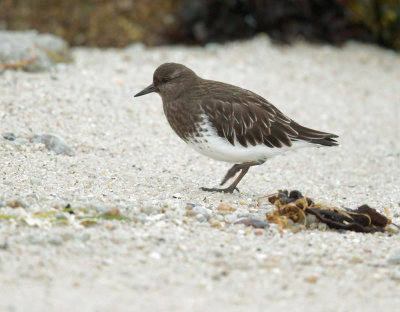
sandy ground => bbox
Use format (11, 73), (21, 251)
(1, 36), (400, 312)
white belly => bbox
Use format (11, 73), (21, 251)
(186, 116), (310, 163)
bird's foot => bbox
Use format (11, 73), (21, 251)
(201, 186), (239, 193)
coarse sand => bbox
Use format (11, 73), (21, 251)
(1, 36), (400, 312)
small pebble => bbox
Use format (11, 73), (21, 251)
(224, 214), (237, 224)
(235, 218), (269, 229)
(141, 205), (162, 215)
(309, 223), (318, 230)
(298, 257), (313, 265)
(185, 209), (196, 217)
(3, 132), (16, 141)
(216, 214), (224, 221)
(30, 177), (41, 185)
(78, 233), (91, 242)
(254, 229), (264, 235)
(102, 206), (121, 217)
(305, 214), (318, 226)
(6, 199), (27, 209)
(48, 235), (64, 246)
(14, 138), (29, 146)
(291, 224), (305, 233)
(209, 219), (222, 228)
(81, 220), (98, 227)
(149, 252), (161, 260)
(387, 251), (400, 265)
(193, 205), (212, 220)
(349, 256), (364, 264)
(106, 224), (117, 230)
(390, 272), (400, 281)
(0, 236), (8, 249)
(216, 202), (235, 212)
(386, 224), (400, 234)
(31, 133), (75, 156)
(164, 210), (176, 219)
(196, 213), (207, 223)
(304, 276), (318, 283)
(26, 235), (43, 245)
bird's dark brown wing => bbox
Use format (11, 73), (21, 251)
(199, 80), (338, 148)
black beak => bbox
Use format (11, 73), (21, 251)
(134, 83), (157, 97)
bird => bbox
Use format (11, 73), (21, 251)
(134, 63), (338, 193)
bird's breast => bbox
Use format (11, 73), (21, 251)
(162, 99), (204, 142)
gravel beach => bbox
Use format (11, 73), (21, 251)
(1, 36), (400, 312)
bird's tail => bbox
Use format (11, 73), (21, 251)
(290, 122), (339, 146)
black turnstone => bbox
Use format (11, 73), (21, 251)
(135, 63), (338, 193)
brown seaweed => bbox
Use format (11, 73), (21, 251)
(263, 190), (396, 233)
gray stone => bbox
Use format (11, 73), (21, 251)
(78, 233), (91, 242)
(25, 235), (43, 245)
(14, 138), (29, 146)
(48, 235), (64, 246)
(224, 214), (237, 224)
(0, 236), (7, 250)
(317, 223), (328, 231)
(193, 205), (212, 220)
(3, 132), (16, 141)
(0, 30), (72, 72)
(387, 250), (400, 265)
(195, 213), (207, 223)
(88, 202), (110, 214)
(32, 134), (75, 156)
(305, 214), (318, 226)
(30, 177), (41, 185)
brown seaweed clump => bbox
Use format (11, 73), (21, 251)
(262, 190), (398, 233)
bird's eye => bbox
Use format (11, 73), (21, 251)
(161, 77), (171, 83)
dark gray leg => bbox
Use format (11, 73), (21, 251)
(201, 161), (264, 193)
(220, 164), (242, 186)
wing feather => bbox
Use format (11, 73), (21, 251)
(199, 80), (338, 148)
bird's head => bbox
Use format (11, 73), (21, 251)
(134, 63), (197, 98)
